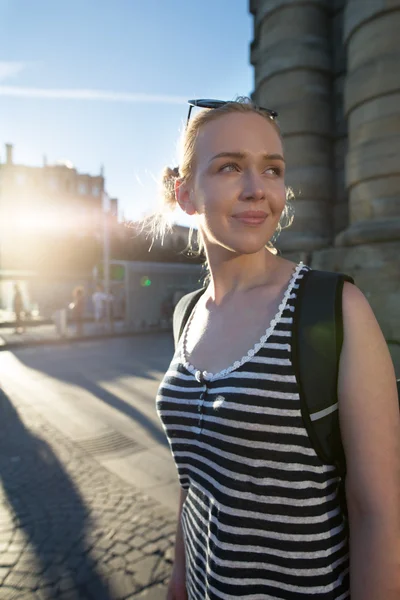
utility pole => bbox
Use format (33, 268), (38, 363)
(102, 190), (111, 328)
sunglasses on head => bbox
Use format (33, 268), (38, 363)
(186, 99), (278, 127)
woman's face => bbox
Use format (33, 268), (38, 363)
(180, 112), (286, 257)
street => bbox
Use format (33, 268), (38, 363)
(0, 333), (180, 599)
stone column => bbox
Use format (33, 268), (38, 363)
(337, 0), (400, 246)
(312, 0), (400, 361)
(250, 0), (334, 254)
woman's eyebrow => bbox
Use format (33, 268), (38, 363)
(208, 151), (285, 164)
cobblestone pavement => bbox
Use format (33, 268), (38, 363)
(0, 387), (177, 599)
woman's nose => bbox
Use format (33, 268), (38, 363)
(241, 171), (265, 201)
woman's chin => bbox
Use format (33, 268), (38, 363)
(225, 239), (271, 256)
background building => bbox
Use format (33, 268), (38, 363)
(0, 142), (197, 320)
(0, 143), (119, 316)
(250, 0), (400, 363)
(0, 143), (118, 269)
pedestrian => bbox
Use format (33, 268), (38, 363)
(13, 282), (25, 334)
(71, 286), (85, 337)
(106, 290), (114, 331)
(92, 284), (106, 328)
(153, 98), (400, 599)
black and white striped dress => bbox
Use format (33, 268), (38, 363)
(156, 263), (350, 599)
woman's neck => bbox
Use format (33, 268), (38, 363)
(205, 247), (284, 305)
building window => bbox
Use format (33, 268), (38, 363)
(92, 185), (100, 197)
(78, 182), (87, 195)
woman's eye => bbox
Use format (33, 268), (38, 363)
(219, 163), (239, 172)
(218, 164), (282, 175)
(265, 166), (281, 176)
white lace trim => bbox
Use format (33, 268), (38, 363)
(182, 262), (305, 383)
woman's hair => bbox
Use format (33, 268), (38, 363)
(142, 96), (294, 267)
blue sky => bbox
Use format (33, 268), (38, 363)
(0, 0), (254, 226)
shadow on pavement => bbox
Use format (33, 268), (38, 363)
(72, 374), (170, 448)
(0, 387), (113, 599)
(11, 334), (174, 448)
(13, 333), (174, 383)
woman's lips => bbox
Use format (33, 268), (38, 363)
(232, 214), (268, 226)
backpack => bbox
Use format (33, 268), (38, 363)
(173, 269), (400, 513)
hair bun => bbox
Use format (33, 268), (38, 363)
(161, 166), (180, 210)
(163, 166), (179, 181)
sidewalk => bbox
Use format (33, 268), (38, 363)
(0, 386), (177, 599)
(0, 320), (171, 351)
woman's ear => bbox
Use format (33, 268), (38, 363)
(175, 179), (196, 216)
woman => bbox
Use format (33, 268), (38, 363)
(154, 98), (400, 599)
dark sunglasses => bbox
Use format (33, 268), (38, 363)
(186, 99), (278, 127)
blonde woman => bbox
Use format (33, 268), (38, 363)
(154, 98), (400, 600)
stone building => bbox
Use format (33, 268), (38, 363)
(250, 0), (400, 370)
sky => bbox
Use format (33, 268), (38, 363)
(0, 0), (254, 227)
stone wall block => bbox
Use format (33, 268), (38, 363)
(257, 74), (333, 138)
(283, 135), (332, 168)
(258, 3), (330, 44)
(348, 93), (400, 146)
(345, 54), (400, 116)
(312, 240), (400, 271)
(347, 10), (400, 69)
(350, 196), (400, 222)
(286, 167), (333, 203)
(349, 177), (400, 218)
(277, 230), (331, 252)
(335, 218), (400, 246)
(257, 69), (331, 106)
(334, 202), (349, 234)
(346, 135), (400, 189)
(255, 40), (331, 88)
(277, 98), (332, 137)
(278, 198), (332, 244)
(253, 3), (331, 81)
(254, 0), (330, 33)
(344, 0), (400, 46)
(291, 198), (332, 221)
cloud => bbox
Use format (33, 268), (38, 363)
(0, 85), (187, 104)
(0, 61), (28, 82)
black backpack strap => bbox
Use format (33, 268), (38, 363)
(293, 269), (354, 475)
(173, 288), (206, 350)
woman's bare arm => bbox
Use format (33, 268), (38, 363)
(338, 282), (400, 600)
(167, 487), (188, 600)
(173, 487), (188, 572)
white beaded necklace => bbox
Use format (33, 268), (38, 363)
(181, 261), (305, 383)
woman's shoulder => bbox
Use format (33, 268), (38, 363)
(274, 257), (307, 277)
